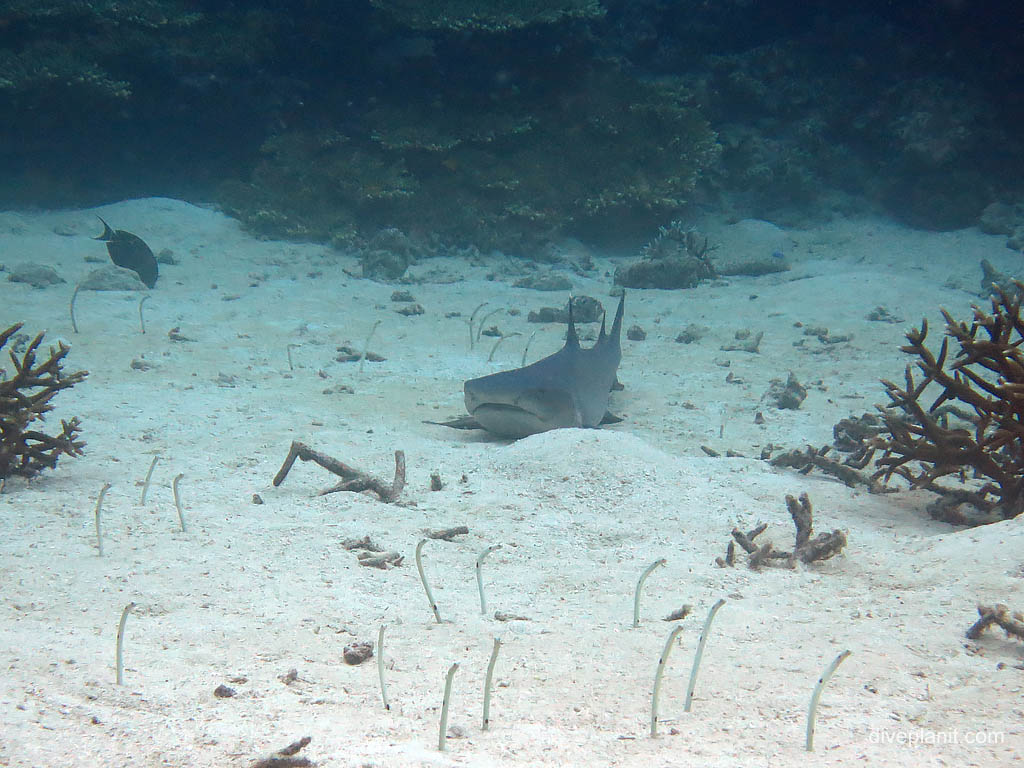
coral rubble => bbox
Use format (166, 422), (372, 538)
(966, 604), (1024, 643)
(614, 222), (716, 289)
(248, 735), (314, 768)
(764, 372), (807, 410)
(0, 323), (87, 481)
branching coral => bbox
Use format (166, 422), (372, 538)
(0, 323), (87, 481)
(871, 283), (1024, 524)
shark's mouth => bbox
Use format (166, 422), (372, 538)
(466, 388), (578, 439)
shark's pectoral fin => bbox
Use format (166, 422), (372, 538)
(424, 416), (484, 431)
(599, 411), (623, 425)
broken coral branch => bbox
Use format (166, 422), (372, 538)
(273, 441), (405, 502)
(249, 735), (314, 768)
(770, 444), (889, 493)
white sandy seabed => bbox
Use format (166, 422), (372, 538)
(0, 197), (1022, 767)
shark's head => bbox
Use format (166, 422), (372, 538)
(464, 378), (578, 438)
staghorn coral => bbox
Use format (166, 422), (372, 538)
(871, 283), (1024, 524)
(0, 323), (87, 481)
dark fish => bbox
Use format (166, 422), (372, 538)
(93, 217), (158, 288)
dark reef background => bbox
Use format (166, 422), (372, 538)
(1, 0), (1022, 254)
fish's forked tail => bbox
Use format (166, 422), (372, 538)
(93, 217), (115, 241)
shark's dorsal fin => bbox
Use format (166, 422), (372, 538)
(565, 295), (580, 349)
(609, 292), (625, 343)
(597, 310), (607, 343)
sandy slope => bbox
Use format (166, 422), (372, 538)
(1, 198), (1021, 767)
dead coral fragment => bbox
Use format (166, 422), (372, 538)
(1, 323), (87, 480)
(768, 412), (893, 490)
(335, 345), (385, 363)
(833, 413), (887, 451)
(527, 295), (603, 324)
(343, 641), (374, 665)
(717, 493), (847, 570)
(360, 227), (423, 280)
(871, 283), (1024, 524)
(341, 535), (403, 568)
(427, 525), (469, 541)
(341, 535), (383, 552)
(966, 604), (1024, 642)
(357, 551), (404, 569)
(249, 736), (314, 768)
(721, 330), (764, 354)
(764, 372), (806, 408)
(663, 605), (692, 622)
(273, 441), (405, 502)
